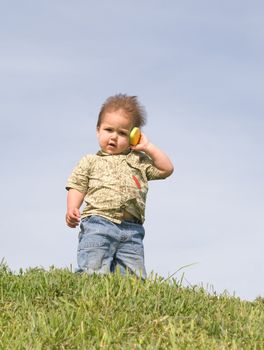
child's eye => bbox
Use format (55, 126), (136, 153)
(119, 131), (127, 136)
(105, 128), (113, 132)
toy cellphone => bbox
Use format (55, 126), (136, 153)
(129, 127), (141, 145)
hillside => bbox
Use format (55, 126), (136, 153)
(0, 264), (264, 349)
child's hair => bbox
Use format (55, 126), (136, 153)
(97, 94), (147, 128)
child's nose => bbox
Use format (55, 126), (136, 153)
(111, 132), (118, 139)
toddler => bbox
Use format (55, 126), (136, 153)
(66, 94), (174, 278)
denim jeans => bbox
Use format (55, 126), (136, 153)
(76, 215), (147, 279)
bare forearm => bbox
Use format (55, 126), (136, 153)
(145, 142), (174, 178)
(66, 189), (86, 228)
(131, 132), (174, 178)
(67, 188), (85, 210)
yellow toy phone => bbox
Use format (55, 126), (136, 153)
(129, 127), (141, 145)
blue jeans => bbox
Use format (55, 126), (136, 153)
(76, 215), (147, 279)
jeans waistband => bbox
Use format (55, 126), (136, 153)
(123, 217), (142, 224)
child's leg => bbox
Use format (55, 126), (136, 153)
(114, 221), (147, 279)
(76, 216), (116, 274)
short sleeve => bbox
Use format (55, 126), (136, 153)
(66, 155), (93, 193)
(137, 152), (165, 181)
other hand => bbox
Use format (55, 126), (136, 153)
(66, 208), (81, 228)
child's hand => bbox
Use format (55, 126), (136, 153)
(131, 132), (174, 178)
(130, 132), (150, 153)
(66, 208), (81, 228)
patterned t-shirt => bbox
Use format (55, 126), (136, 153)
(66, 150), (165, 224)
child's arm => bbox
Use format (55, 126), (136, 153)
(66, 188), (86, 228)
(131, 132), (174, 178)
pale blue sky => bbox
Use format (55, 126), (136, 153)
(1, 1), (263, 301)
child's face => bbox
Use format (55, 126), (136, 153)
(96, 109), (133, 155)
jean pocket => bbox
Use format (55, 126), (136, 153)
(81, 216), (91, 223)
(78, 215), (113, 247)
(78, 234), (108, 251)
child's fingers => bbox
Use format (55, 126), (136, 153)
(66, 218), (79, 228)
(66, 210), (80, 228)
(72, 208), (81, 219)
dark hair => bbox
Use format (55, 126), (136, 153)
(97, 94), (147, 128)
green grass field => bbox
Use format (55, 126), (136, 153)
(1, 263), (264, 349)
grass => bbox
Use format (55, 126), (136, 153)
(0, 263), (264, 349)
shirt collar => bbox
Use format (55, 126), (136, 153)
(97, 149), (132, 157)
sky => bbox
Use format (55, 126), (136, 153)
(1, 0), (263, 301)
